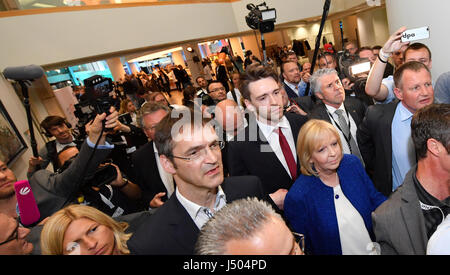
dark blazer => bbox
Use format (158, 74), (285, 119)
(291, 95), (316, 114)
(308, 97), (367, 128)
(132, 141), (170, 206)
(372, 165), (428, 255)
(283, 82), (299, 99)
(357, 100), (399, 196)
(127, 175), (266, 255)
(227, 113), (308, 195)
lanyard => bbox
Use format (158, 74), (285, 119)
(326, 108), (353, 153)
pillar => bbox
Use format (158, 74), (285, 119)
(106, 57), (126, 82)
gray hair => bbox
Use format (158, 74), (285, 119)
(195, 197), (282, 255)
(309, 68), (338, 96)
(137, 101), (170, 128)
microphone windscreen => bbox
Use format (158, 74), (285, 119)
(3, 65), (44, 81)
(14, 180), (40, 226)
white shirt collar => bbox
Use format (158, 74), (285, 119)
(175, 186), (227, 229)
(283, 79), (300, 91)
(257, 115), (290, 139)
(324, 102), (345, 115)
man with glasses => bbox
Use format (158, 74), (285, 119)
(196, 197), (304, 255)
(0, 214), (33, 255)
(207, 80), (228, 104)
(127, 108), (268, 255)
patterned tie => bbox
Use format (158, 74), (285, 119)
(276, 128), (297, 180)
(334, 109), (364, 164)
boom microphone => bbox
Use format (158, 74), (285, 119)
(14, 180), (40, 226)
(3, 65), (44, 81)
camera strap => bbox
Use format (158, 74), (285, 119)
(99, 185), (124, 218)
(326, 108), (353, 153)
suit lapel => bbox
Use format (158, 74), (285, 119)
(248, 116), (292, 179)
(283, 83), (298, 98)
(398, 177), (428, 254)
(381, 102), (399, 183)
(344, 101), (362, 126)
(167, 195), (199, 253)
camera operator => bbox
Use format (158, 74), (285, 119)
(103, 113), (148, 184)
(56, 145), (143, 217)
(27, 116), (83, 177)
(1, 107), (121, 223)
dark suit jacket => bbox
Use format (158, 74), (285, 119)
(372, 165), (428, 255)
(283, 82), (299, 99)
(227, 113), (308, 195)
(357, 100), (399, 196)
(132, 141), (170, 206)
(127, 175), (266, 255)
(308, 97), (367, 128)
(291, 95), (316, 114)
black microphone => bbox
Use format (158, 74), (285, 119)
(3, 65), (44, 81)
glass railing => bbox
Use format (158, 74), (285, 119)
(0, 0), (233, 13)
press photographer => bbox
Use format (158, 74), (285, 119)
(56, 145), (143, 217)
(74, 75), (147, 181)
(0, 107), (123, 224)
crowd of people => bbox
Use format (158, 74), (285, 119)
(0, 26), (449, 256)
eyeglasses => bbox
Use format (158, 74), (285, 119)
(171, 140), (225, 162)
(210, 87), (226, 93)
(290, 232), (305, 255)
(0, 218), (19, 246)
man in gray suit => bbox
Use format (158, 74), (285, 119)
(372, 103), (450, 255)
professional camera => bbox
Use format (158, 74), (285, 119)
(83, 75), (116, 114)
(245, 2), (277, 33)
(73, 75), (120, 140)
(337, 49), (359, 80)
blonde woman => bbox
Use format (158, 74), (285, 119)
(40, 204), (132, 255)
(284, 119), (386, 255)
(119, 98), (137, 126)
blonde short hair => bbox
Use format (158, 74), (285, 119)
(40, 204), (132, 255)
(296, 119), (342, 176)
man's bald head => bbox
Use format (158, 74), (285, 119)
(215, 99), (244, 135)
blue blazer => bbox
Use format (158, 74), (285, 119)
(284, 154), (386, 255)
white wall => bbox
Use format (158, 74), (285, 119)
(0, 75), (46, 180)
(386, 0), (449, 82)
(0, 2), (238, 69)
(0, 0), (368, 70)
(357, 8), (389, 47)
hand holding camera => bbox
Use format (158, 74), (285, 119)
(85, 106), (119, 145)
(380, 26), (409, 59)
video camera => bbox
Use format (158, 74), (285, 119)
(73, 75), (120, 139)
(245, 2), (276, 33)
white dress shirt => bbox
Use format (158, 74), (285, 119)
(175, 186), (227, 229)
(256, 116), (297, 179)
(325, 103), (358, 156)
